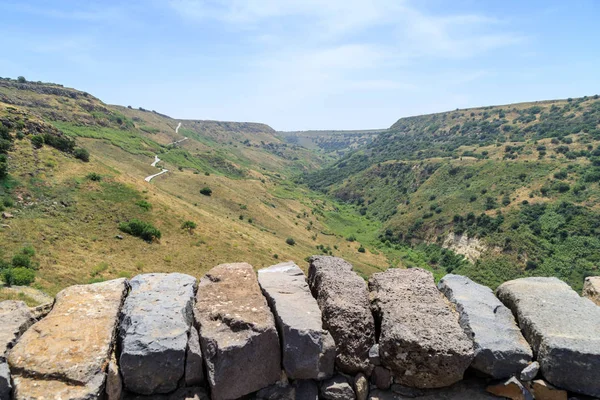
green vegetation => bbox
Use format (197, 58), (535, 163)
(119, 219), (162, 242)
(1, 246), (38, 286)
(181, 220), (197, 233)
(200, 187), (212, 196)
(286, 237), (296, 246)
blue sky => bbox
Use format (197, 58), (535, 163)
(0, 1), (598, 131)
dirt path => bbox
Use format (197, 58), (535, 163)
(145, 123), (186, 182)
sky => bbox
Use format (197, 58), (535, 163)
(0, 1), (599, 131)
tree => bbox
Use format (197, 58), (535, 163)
(358, 245), (366, 253)
(3, 267), (35, 286)
(286, 237), (295, 246)
(17, 76), (26, 83)
(200, 187), (212, 196)
(181, 220), (197, 233)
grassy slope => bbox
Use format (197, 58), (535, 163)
(305, 96), (600, 290)
(0, 79), (389, 298)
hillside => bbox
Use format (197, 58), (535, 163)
(304, 96), (600, 290)
(279, 128), (383, 158)
(0, 77), (390, 299)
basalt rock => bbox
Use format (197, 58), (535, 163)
(195, 263), (281, 400)
(438, 274), (532, 378)
(496, 277), (600, 397)
(7, 278), (127, 400)
(258, 261), (335, 380)
(307, 256), (375, 374)
(369, 268), (473, 388)
(119, 273), (197, 395)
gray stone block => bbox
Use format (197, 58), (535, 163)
(258, 261), (335, 380)
(308, 256), (375, 374)
(195, 263), (281, 400)
(438, 274), (532, 378)
(119, 273), (197, 395)
(369, 268), (474, 389)
(496, 277), (600, 397)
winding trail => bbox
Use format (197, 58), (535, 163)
(144, 122), (186, 182)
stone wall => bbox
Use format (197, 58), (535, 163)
(1, 256), (599, 400)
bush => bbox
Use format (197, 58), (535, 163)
(0, 155), (7, 178)
(17, 76), (26, 83)
(74, 148), (90, 162)
(3, 267), (35, 286)
(358, 245), (366, 253)
(11, 253), (33, 269)
(346, 235), (356, 242)
(136, 200), (152, 211)
(31, 135), (44, 149)
(42, 133), (75, 153)
(119, 219), (161, 242)
(20, 245), (35, 257)
(200, 187), (212, 196)
(86, 172), (102, 181)
(285, 237), (296, 246)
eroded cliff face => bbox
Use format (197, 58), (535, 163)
(1, 256), (599, 400)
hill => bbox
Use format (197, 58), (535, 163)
(304, 95), (600, 290)
(0, 77), (390, 299)
(278, 129), (383, 158)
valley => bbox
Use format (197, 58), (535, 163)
(1, 77), (599, 299)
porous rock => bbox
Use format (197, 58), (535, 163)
(106, 350), (122, 400)
(438, 274), (532, 378)
(582, 276), (600, 306)
(308, 256), (375, 374)
(7, 279), (127, 400)
(369, 268), (473, 388)
(255, 380), (295, 400)
(496, 277), (600, 397)
(320, 375), (356, 400)
(371, 366), (392, 390)
(119, 273), (197, 395)
(258, 261), (335, 380)
(195, 263), (281, 400)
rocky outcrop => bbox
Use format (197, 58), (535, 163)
(369, 268), (473, 388)
(119, 273), (197, 395)
(496, 277), (600, 397)
(195, 263), (281, 400)
(307, 256), (375, 374)
(582, 276), (600, 305)
(438, 274), (532, 378)
(258, 262), (335, 380)
(185, 326), (205, 387)
(7, 278), (127, 400)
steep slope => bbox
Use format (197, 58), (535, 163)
(304, 96), (600, 290)
(0, 78), (388, 298)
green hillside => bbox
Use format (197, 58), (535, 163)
(304, 96), (600, 291)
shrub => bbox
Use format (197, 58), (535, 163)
(346, 235), (356, 242)
(200, 187), (212, 196)
(74, 148), (90, 162)
(285, 237), (296, 246)
(31, 135), (44, 149)
(17, 76), (26, 83)
(485, 197), (497, 210)
(2, 197), (12, 208)
(136, 200), (152, 211)
(20, 245), (35, 257)
(119, 219), (161, 242)
(4, 267), (35, 286)
(86, 172), (102, 181)
(0, 155), (7, 178)
(358, 245), (366, 253)
(11, 253), (33, 269)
